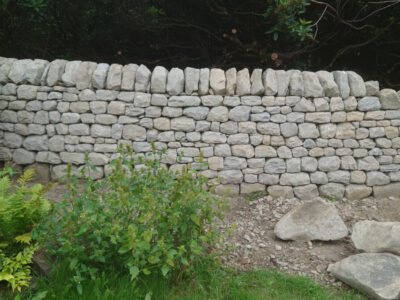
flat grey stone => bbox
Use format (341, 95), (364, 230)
(328, 253), (400, 300)
(352, 221), (400, 255)
(274, 198), (348, 241)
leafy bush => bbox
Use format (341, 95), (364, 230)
(0, 168), (51, 292)
(38, 145), (227, 294)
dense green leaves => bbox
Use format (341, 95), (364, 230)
(38, 145), (228, 294)
(0, 168), (50, 292)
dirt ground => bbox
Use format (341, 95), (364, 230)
(43, 184), (400, 288)
(218, 194), (400, 288)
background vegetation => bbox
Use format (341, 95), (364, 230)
(0, 0), (400, 88)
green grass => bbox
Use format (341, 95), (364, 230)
(3, 263), (365, 300)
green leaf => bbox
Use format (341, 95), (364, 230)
(118, 245), (130, 254)
(190, 214), (200, 226)
(69, 258), (79, 270)
(77, 284), (83, 295)
(181, 257), (189, 266)
(15, 233), (32, 244)
(32, 291), (48, 300)
(143, 268), (151, 275)
(145, 292), (152, 300)
(0, 273), (14, 281)
(161, 265), (169, 277)
(273, 32), (279, 41)
(129, 266), (140, 280)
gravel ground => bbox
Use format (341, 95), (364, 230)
(218, 194), (400, 288)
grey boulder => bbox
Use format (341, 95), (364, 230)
(352, 221), (400, 255)
(328, 253), (400, 300)
(274, 198), (348, 241)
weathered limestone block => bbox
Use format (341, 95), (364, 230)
(302, 71), (324, 97)
(167, 68), (184, 95)
(319, 183), (345, 200)
(328, 253), (400, 300)
(225, 68), (237, 95)
(0, 58), (17, 83)
(198, 68), (210, 95)
(17, 85), (37, 100)
(218, 170), (243, 184)
(9, 59), (32, 84)
(170, 117), (195, 132)
(135, 64), (151, 92)
(365, 80), (379, 96)
(24, 59), (48, 85)
(184, 67), (200, 95)
(168, 96), (201, 107)
(250, 69), (265, 95)
(183, 107), (209, 120)
(236, 68), (251, 96)
(41, 59), (67, 86)
(332, 71), (350, 99)
(151, 66), (168, 93)
(316, 71), (339, 97)
(106, 64), (123, 90)
(13, 148), (35, 165)
(379, 89), (400, 109)
(352, 221), (400, 255)
(61, 60), (81, 86)
(76, 61), (97, 90)
(36, 151), (61, 164)
(201, 95), (223, 106)
(207, 106), (228, 122)
(92, 63), (109, 89)
(274, 199), (348, 241)
(202, 131), (226, 143)
(374, 183), (400, 199)
(289, 70), (303, 96)
(263, 68), (277, 96)
(121, 63), (138, 91)
(347, 71), (366, 97)
(209, 68), (226, 95)
(23, 135), (48, 151)
(276, 70), (290, 96)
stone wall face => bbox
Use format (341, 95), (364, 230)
(1, 57), (400, 199)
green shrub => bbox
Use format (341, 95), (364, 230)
(38, 145), (227, 294)
(0, 167), (51, 292)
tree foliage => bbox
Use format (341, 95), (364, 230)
(0, 0), (399, 87)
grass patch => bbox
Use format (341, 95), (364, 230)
(4, 263), (365, 300)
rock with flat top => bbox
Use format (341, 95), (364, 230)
(328, 253), (400, 300)
(274, 198), (348, 241)
(352, 221), (400, 255)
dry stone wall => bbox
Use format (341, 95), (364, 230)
(1, 57), (400, 199)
